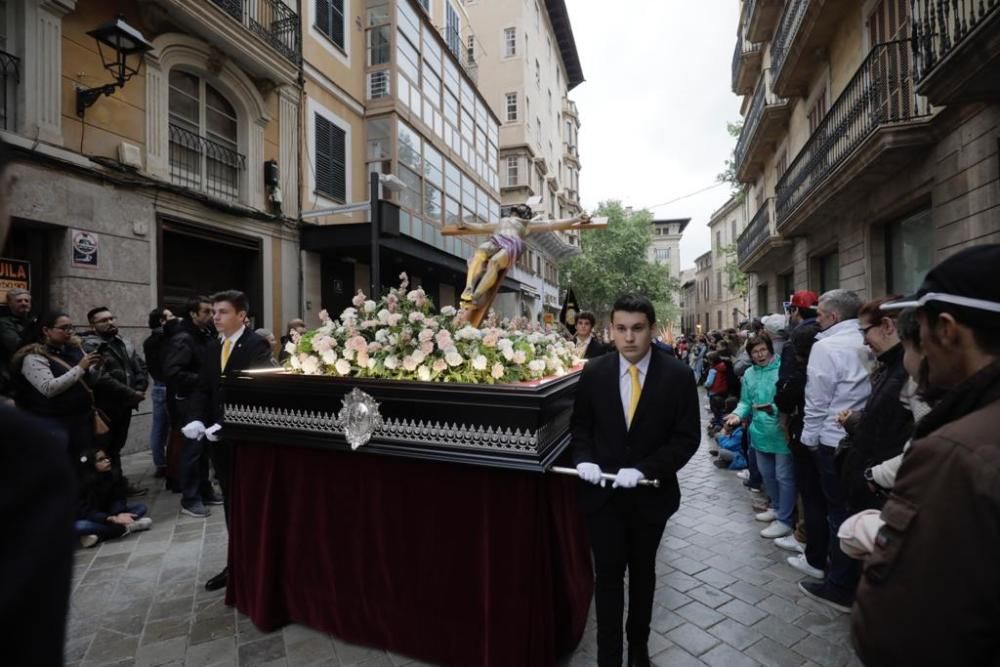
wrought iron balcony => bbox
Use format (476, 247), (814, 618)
(770, 0), (850, 97)
(210, 0), (300, 62)
(912, 0), (1000, 104)
(732, 35), (763, 95)
(0, 49), (19, 132)
(737, 198), (789, 271)
(745, 0), (783, 42)
(775, 40), (933, 232)
(770, 0), (807, 89)
(169, 123), (247, 201)
(734, 69), (789, 182)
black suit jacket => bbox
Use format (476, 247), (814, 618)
(206, 328), (275, 426)
(581, 337), (612, 359)
(570, 347), (701, 523)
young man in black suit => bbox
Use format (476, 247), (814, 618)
(202, 290), (274, 591)
(575, 310), (611, 359)
(571, 294), (701, 666)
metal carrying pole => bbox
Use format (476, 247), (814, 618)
(550, 466), (661, 488)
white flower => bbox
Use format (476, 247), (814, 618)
(334, 359), (352, 376)
(403, 355), (419, 372)
(290, 355), (302, 370)
(440, 305), (457, 317)
(284, 341), (297, 355)
(513, 350), (527, 364)
(321, 349), (338, 365)
(527, 333), (544, 344)
(418, 328), (435, 343)
(363, 300), (377, 313)
(417, 365), (431, 381)
(377, 308), (391, 324)
(301, 355), (321, 375)
(472, 355), (488, 371)
(384, 355), (399, 370)
(455, 325), (481, 341)
(528, 359), (547, 375)
(411, 349), (426, 365)
(445, 349), (464, 367)
(340, 307), (358, 323)
(387, 313), (404, 327)
(408, 311), (425, 323)
(498, 337), (514, 351)
(367, 357), (377, 369)
(375, 329), (389, 343)
(491, 362), (505, 380)
(501, 347), (515, 362)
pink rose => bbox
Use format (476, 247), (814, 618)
(432, 358), (447, 373)
(352, 290), (366, 308)
(483, 333), (498, 348)
(420, 340), (434, 356)
(346, 335), (368, 353)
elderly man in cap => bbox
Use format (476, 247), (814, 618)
(0, 287), (32, 398)
(853, 244), (1000, 666)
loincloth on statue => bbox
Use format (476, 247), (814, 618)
(490, 233), (525, 264)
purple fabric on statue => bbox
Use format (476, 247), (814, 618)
(491, 233), (525, 263)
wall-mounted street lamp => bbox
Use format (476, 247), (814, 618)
(76, 15), (153, 117)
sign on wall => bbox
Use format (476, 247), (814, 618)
(72, 230), (99, 268)
(0, 257), (30, 302)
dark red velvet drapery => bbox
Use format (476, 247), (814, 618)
(225, 440), (593, 666)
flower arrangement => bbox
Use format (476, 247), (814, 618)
(284, 273), (581, 384)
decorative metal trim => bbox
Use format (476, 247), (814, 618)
(337, 388), (383, 450)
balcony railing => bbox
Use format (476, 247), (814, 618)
(732, 37), (763, 93)
(776, 40), (931, 225)
(770, 0), (809, 83)
(210, 0), (301, 62)
(737, 199), (774, 266)
(734, 69), (786, 175)
(169, 124), (247, 201)
(0, 49), (19, 132)
(913, 0), (1000, 81)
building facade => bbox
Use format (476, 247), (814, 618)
(731, 0), (1000, 315)
(692, 250), (714, 334)
(1, 0), (303, 452)
(648, 217), (689, 283)
(678, 268), (697, 335)
(707, 195), (750, 327)
(464, 0), (585, 322)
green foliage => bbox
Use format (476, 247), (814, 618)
(717, 120), (746, 202)
(722, 243), (749, 299)
(561, 201), (680, 325)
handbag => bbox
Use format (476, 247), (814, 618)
(41, 350), (112, 436)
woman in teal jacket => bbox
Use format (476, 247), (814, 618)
(726, 332), (795, 539)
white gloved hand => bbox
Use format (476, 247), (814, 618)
(576, 462), (605, 486)
(612, 468), (645, 489)
(181, 420), (206, 440)
(204, 423), (223, 442)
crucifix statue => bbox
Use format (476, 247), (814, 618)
(442, 198), (607, 327)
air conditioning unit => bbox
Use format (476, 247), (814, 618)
(118, 141), (143, 169)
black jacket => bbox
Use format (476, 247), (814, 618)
(142, 324), (172, 384)
(204, 328), (275, 427)
(81, 331), (148, 413)
(570, 347), (701, 524)
(581, 337), (612, 359)
(842, 344), (913, 511)
(775, 319), (821, 421)
(162, 319), (215, 425)
(77, 466), (129, 523)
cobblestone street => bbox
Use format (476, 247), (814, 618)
(67, 398), (860, 667)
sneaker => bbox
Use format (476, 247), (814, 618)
(786, 554), (825, 580)
(798, 580), (853, 613)
(181, 503), (211, 518)
(760, 520), (793, 538)
(754, 509), (777, 522)
(80, 534), (99, 549)
(202, 494), (225, 506)
(130, 517), (153, 532)
(736, 470), (750, 481)
(774, 535), (806, 553)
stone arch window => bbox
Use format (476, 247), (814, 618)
(146, 34), (271, 209)
(168, 69), (244, 200)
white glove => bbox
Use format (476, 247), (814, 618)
(204, 423), (223, 442)
(612, 468), (645, 489)
(181, 420), (206, 440)
(576, 462), (605, 487)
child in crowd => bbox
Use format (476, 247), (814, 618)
(704, 351), (729, 433)
(75, 448), (152, 548)
(713, 396), (748, 470)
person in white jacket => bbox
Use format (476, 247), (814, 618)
(797, 289), (873, 613)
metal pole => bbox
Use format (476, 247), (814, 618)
(369, 171), (380, 298)
(550, 466), (661, 488)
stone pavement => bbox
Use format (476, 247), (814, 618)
(67, 396), (862, 666)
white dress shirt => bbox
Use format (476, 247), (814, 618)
(619, 348), (651, 426)
(576, 335), (593, 357)
(802, 318), (873, 447)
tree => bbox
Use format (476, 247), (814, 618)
(717, 120), (745, 201)
(561, 201), (680, 326)
(722, 242), (749, 318)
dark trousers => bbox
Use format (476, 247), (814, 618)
(179, 436), (214, 508)
(809, 445), (859, 593)
(211, 440), (233, 526)
(586, 493), (667, 667)
(73, 502), (146, 541)
(104, 408), (133, 472)
(791, 437), (828, 570)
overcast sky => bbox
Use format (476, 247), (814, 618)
(564, 0), (743, 272)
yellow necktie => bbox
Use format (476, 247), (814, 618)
(221, 339), (232, 370)
(627, 365), (641, 426)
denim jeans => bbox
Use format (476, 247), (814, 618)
(754, 450), (796, 526)
(74, 502), (147, 540)
(745, 434), (764, 490)
(810, 445), (860, 593)
(149, 383), (169, 470)
(180, 436), (211, 508)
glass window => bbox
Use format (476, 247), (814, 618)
(425, 183), (442, 222)
(445, 196), (461, 226)
(443, 58), (460, 94)
(397, 30), (420, 82)
(886, 209), (932, 295)
(461, 172), (476, 208)
(819, 252), (840, 293)
(505, 92), (517, 122)
(399, 164), (422, 212)
(445, 160), (461, 199)
(397, 120), (422, 171)
(314, 113), (346, 203)
(506, 155), (518, 185)
(316, 0), (346, 49)
(367, 25), (390, 65)
(422, 62), (441, 109)
(367, 117), (391, 160)
(397, 0), (420, 46)
(424, 143), (443, 187)
(503, 27), (516, 57)
(444, 91), (459, 126)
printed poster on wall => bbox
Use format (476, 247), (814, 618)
(72, 230), (99, 268)
(0, 257), (30, 302)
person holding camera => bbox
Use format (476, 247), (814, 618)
(82, 307), (148, 495)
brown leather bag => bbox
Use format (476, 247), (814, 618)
(41, 350), (112, 436)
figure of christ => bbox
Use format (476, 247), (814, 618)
(456, 208), (593, 306)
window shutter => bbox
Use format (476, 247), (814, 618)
(316, 0), (345, 49)
(315, 113), (346, 202)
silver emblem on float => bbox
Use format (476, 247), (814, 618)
(337, 388), (383, 450)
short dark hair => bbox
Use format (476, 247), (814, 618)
(184, 296), (211, 322)
(211, 290), (249, 314)
(147, 307), (167, 330)
(745, 331), (774, 356)
(576, 311), (596, 326)
(922, 301), (1000, 356)
(706, 351), (720, 364)
(86, 306), (110, 323)
(897, 308), (920, 346)
(611, 294), (656, 326)
(790, 304), (817, 319)
(35, 310), (70, 342)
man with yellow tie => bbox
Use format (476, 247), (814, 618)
(571, 294), (701, 667)
(202, 290), (274, 592)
